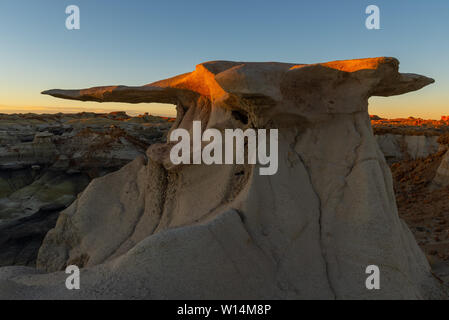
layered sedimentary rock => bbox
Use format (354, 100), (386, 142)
(0, 112), (171, 221)
(0, 113), (171, 267)
(369, 119), (449, 265)
(372, 117), (449, 163)
(376, 134), (440, 163)
(0, 57), (446, 299)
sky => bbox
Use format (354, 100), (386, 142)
(0, 0), (448, 118)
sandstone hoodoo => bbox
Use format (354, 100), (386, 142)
(0, 57), (446, 299)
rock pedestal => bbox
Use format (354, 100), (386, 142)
(0, 58), (446, 299)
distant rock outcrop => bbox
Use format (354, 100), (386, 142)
(372, 117), (449, 164)
(0, 58), (446, 299)
(432, 150), (449, 188)
(369, 115), (383, 120)
(0, 112), (171, 221)
(376, 134), (441, 163)
(0, 113), (171, 267)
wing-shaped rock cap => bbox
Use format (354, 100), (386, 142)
(42, 57), (435, 164)
(42, 57), (434, 108)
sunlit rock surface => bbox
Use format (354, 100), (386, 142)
(1, 58), (447, 299)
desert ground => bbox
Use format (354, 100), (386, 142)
(373, 116), (449, 273)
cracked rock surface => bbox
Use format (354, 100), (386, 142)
(0, 58), (447, 299)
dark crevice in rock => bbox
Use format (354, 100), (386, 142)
(231, 110), (249, 125)
(0, 206), (64, 267)
(291, 129), (338, 299)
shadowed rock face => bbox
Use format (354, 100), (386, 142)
(0, 113), (172, 268)
(0, 58), (446, 299)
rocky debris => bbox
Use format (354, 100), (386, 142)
(1, 57), (446, 300)
(0, 112), (172, 267)
(365, 118), (449, 281)
(390, 150), (449, 265)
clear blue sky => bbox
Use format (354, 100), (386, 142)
(1, 0), (448, 118)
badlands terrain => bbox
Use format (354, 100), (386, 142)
(2, 112), (449, 275)
(373, 116), (449, 274)
(0, 57), (448, 299)
(0, 112), (172, 267)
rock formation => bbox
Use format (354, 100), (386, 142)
(371, 117), (449, 164)
(432, 150), (449, 188)
(0, 57), (446, 299)
(389, 148), (449, 266)
(0, 112), (171, 267)
(376, 134), (440, 163)
(0, 112), (171, 221)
